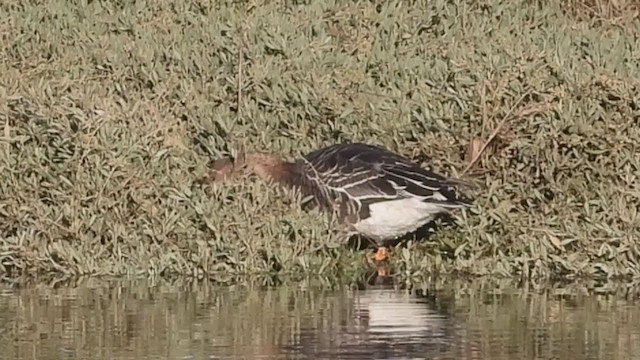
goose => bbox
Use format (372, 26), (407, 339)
(201, 142), (472, 264)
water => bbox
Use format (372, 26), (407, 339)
(0, 279), (638, 360)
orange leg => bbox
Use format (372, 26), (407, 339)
(376, 266), (388, 277)
(372, 246), (390, 262)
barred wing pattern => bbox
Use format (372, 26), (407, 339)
(297, 143), (470, 223)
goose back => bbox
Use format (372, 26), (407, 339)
(294, 143), (471, 227)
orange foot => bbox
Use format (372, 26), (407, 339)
(377, 266), (388, 277)
(372, 246), (390, 262)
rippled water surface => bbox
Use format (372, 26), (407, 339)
(0, 279), (638, 359)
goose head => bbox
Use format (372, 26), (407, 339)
(203, 152), (294, 184)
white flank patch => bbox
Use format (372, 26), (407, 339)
(353, 197), (464, 241)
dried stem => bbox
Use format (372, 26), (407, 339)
(462, 91), (531, 175)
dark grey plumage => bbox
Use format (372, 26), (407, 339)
(290, 143), (472, 241)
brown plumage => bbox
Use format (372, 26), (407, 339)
(201, 142), (472, 262)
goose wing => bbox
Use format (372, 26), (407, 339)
(299, 144), (397, 205)
(300, 143), (470, 207)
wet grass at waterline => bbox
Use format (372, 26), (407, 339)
(0, 0), (639, 282)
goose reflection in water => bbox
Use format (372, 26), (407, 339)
(286, 289), (464, 359)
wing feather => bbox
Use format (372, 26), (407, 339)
(299, 143), (471, 209)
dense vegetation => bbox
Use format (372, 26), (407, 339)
(0, 0), (639, 282)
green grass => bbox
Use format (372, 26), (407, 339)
(0, 0), (639, 282)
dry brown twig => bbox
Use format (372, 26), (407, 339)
(462, 91), (552, 175)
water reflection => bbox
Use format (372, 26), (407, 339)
(290, 289), (461, 359)
(0, 279), (638, 360)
